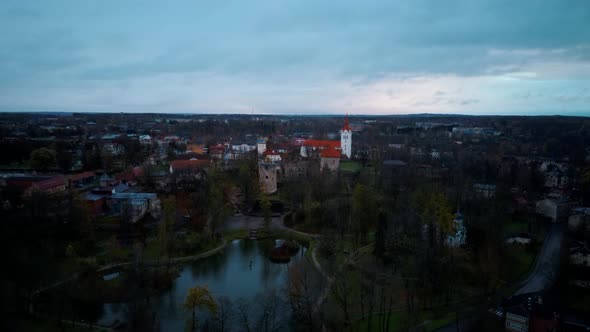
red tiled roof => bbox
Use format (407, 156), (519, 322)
(34, 176), (66, 191)
(303, 140), (340, 149)
(132, 167), (144, 177)
(170, 159), (210, 170)
(68, 171), (95, 182)
(263, 149), (280, 156)
(321, 147), (341, 158)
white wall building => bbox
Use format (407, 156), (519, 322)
(340, 115), (352, 158)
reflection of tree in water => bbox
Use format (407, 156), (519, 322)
(240, 238), (257, 256)
(76, 298), (104, 327)
(187, 246), (231, 280)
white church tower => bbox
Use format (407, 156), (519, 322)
(340, 114), (352, 158)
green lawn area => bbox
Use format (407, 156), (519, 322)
(143, 241), (160, 260)
(503, 220), (528, 237)
(500, 246), (535, 283)
(340, 160), (362, 172)
(222, 228), (249, 241)
(351, 310), (455, 332)
(23, 318), (107, 331)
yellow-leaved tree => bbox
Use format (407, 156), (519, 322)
(184, 285), (218, 331)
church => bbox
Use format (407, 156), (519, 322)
(299, 114), (352, 160)
(259, 115), (353, 193)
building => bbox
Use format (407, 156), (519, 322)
(259, 162), (279, 194)
(535, 193), (577, 222)
(170, 159), (209, 189)
(67, 171), (96, 189)
(257, 138), (267, 155)
(170, 159), (210, 175)
(99, 173), (115, 187)
(3, 175), (67, 197)
(446, 212), (466, 247)
(340, 114), (352, 158)
(320, 147), (341, 172)
(474, 183), (496, 198)
(84, 188), (161, 223)
(263, 150), (282, 163)
(300, 139), (341, 158)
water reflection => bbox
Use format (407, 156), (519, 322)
(98, 239), (306, 331)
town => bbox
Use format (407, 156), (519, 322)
(1, 112), (589, 331)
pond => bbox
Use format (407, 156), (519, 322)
(97, 239), (308, 330)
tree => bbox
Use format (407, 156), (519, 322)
(216, 296), (234, 332)
(184, 285), (218, 331)
(159, 196), (176, 260)
(206, 168), (231, 237)
(29, 147), (57, 170)
(260, 194), (272, 229)
(352, 183), (378, 246)
(374, 210), (388, 258)
(287, 260), (317, 329)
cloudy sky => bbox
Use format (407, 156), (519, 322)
(1, 1), (589, 115)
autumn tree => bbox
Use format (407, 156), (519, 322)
(29, 147), (57, 170)
(184, 285), (218, 331)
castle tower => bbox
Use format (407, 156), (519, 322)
(340, 114), (352, 158)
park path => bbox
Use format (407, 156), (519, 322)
(34, 239), (228, 296)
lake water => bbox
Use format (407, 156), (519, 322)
(97, 239), (307, 331)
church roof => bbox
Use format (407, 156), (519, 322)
(303, 140), (340, 149)
(321, 147), (341, 158)
(342, 114), (351, 131)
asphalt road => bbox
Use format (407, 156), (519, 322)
(435, 223), (566, 332)
(514, 223), (565, 295)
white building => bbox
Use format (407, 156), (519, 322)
(340, 115), (352, 159)
(257, 139), (267, 155)
(446, 212), (466, 247)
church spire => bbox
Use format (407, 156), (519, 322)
(343, 113), (351, 131)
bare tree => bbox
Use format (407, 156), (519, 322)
(215, 296), (234, 332)
(287, 261), (316, 329)
(236, 298), (252, 332)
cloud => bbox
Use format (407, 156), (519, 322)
(0, 0), (589, 114)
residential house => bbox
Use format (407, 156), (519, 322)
(99, 173), (116, 187)
(474, 183), (496, 198)
(568, 207), (590, 232)
(67, 171), (96, 189)
(536, 193), (577, 222)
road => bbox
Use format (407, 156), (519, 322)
(514, 223), (565, 295)
(435, 223), (566, 332)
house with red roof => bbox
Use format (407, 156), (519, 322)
(170, 159), (210, 190)
(25, 176), (66, 195)
(320, 147), (341, 172)
(170, 159), (210, 175)
(263, 149), (282, 163)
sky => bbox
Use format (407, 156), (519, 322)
(0, 1), (589, 115)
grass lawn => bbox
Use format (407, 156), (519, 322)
(503, 220), (528, 237)
(143, 240), (160, 260)
(341, 160), (362, 172)
(23, 318), (107, 331)
(351, 309), (455, 332)
(222, 228), (249, 241)
(500, 246), (535, 283)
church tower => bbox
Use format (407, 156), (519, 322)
(340, 114), (352, 158)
